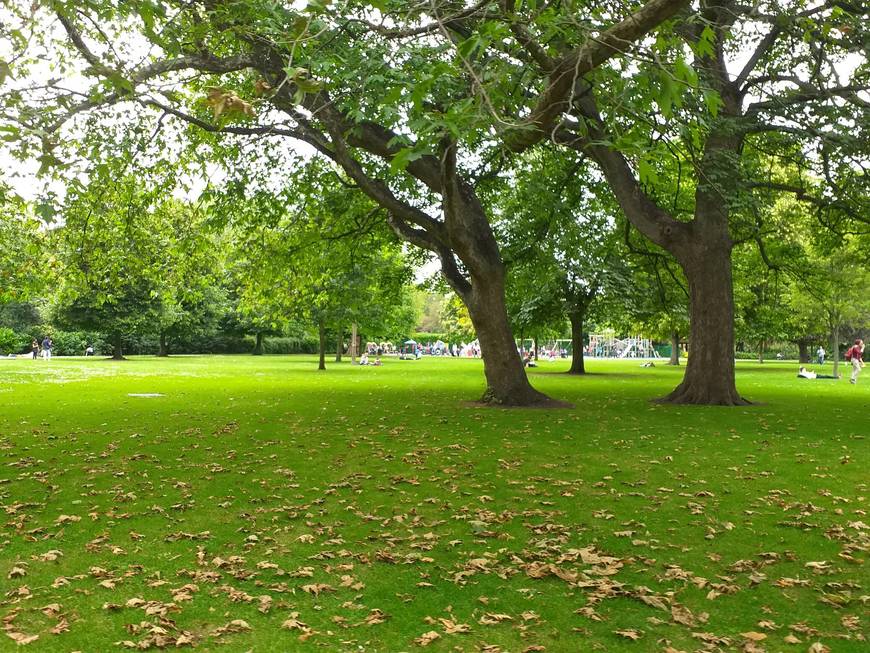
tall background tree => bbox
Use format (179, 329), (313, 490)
(217, 161), (417, 370)
(0, 186), (45, 305)
(53, 168), (188, 359)
(497, 150), (626, 374)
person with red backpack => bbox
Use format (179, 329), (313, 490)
(845, 339), (865, 384)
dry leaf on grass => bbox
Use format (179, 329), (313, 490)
(413, 630), (440, 646)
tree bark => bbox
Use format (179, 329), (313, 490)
(831, 325), (840, 378)
(335, 333), (343, 362)
(318, 321), (326, 371)
(571, 84), (747, 405)
(350, 323), (357, 363)
(758, 340), (765, 364)
(568, 309), (585, 374)
(462, 273), (557, 406)
(158, 331), (168, 357)
(111, 333), (125, 360)
(669, 331), (680, 366)
(797, 339), (809, 363)
(423, 144), (557, 407)
(661, 244), (748, 405)
(533, 336), (539, 361)
(253, 332), (264, 356)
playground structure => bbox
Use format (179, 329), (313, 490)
(516, 339), (572, 355)
(588, 332), (660, 359)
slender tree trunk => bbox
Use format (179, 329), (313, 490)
(533, 336), (539, 361)
(831, 325), (840, 378)
(669, 331), (680, 366)
(463, 276), (556, 406)
(335, 333), (343, 362)
(758, 340), (765, 364)
(111, 333), (124, 361)
(158, 331), (168, 357)
(350, 323), (358, 363)
(253, 332), (264, 356)
(568, 309), (585, 375)
(318, 321), (326, 371)
(661, 244), (747, 405)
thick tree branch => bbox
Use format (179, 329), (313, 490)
(555, 93), (690, 252)
(351, 0), (492, 39)
(746, 85), (870, 115)
(497, 0), (556, 71)
(131, 53), (257, 84)
(55, 11), (116, 77)
(504, 0), (690, 151)
(747, 181), (869, 224)
(734, 26), (781, 93)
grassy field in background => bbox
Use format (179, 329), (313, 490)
(0, 355), (866, 652)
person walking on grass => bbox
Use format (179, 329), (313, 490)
(817, 345), (825, 365)
(846, 339), (865, 384)
(41, 336), (52, 360)
(31, 339), (39, 360)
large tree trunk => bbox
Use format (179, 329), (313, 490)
(158, 331), (168, 357)
(463, 274), (556, 406)
(318, 321), (326, 371)
(662, 243), (747, 405)
(426, 146), (557, 407)
(325, 133), (555, 405)
(568, 309), (585, 374)
(669, 331), (680, 366)
(335, 333), (343, 362)
(797, 339), (810, 364)
(111, 333), (125, 361)
(574, 87), (747, 405)
(253, 332), (264, 356)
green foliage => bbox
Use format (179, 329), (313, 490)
(0, 327), (25, 353)
(495, 149), (627, 337)
(439, 294), (475, 340)
(45, 329), (107, 356)
(221, 159), (417, 345)
(0, 301), (43, 333)
(0, 188), (46, 303)
(242, 334), (320, 355)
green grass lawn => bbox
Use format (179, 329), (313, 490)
(0, 355), (866, 652)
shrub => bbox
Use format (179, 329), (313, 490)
(241, 335), (320, 355)
(411, 332), (449, 343)
(0, 327), (28, 355)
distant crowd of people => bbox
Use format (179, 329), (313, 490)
(364, 341), (482, 358)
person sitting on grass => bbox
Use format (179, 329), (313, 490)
(359, 352), (369, 365)
(797, 366), (838, 380)
(372, 357), (382, 366)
